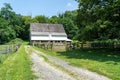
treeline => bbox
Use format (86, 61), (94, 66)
(0, 0), (120, 44)
(75, 0), (120, 41)
(0, 3), (78, 44)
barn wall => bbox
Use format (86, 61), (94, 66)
(31, 35), (49, 40)
(52, 45), (66, 51)
(31, 40), (72, 51)
(51, 35), (67, 40)
(31, 35), (67, 40)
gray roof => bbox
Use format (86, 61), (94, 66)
(30, 23), (66, 34)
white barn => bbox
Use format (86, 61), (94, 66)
(30, 23), (72, 50)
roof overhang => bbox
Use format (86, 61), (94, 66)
(31, 37), (72, 41)
(31, 32), (49, 35)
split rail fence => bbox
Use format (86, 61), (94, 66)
(0, 44), (21, 54)
(73, 41), (120, 49)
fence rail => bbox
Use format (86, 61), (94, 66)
(72, 41), (120, 49)
(0, 44), (21, 54)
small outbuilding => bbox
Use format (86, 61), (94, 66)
(30, 23), (72, 50)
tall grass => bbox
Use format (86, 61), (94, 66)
(0, 44), (35, 80)
(0, 54), (10, 65)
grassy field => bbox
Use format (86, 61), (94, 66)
(0, 44), (35, 80)
(33, 47), (120, 80)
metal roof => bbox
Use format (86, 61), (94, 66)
(30, 23), (72, 41)
(30, 23), (66, 34)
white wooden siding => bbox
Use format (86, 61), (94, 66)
(31, 35), (49, 40)
(51, 35), (67, 40)
(31, 34), (68, 41)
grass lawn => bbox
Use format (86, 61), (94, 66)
(0, 44), (35, 80)
(33, 47), (120, 80)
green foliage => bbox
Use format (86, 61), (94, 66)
(0, 3), (23, 44)
(48, 16), (59, 24)
(34, 15), (48, 23)
(76, 0), (120, 41)
(0, 54), (10, 64)
(6, 38), (23, 45)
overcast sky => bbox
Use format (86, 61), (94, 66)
(0, 0), (78, 17)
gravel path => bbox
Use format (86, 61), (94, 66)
(25, 46), (111, 80)
(34, 50), (111, 80)
(25, 46), (76, 80)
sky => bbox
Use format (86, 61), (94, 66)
(0, 0), (78, 17)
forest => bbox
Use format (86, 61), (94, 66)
(0, 0), (120, 44)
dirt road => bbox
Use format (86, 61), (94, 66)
(25, 46), (111, 80)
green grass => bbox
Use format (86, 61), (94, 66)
(0, 44), (35, 80)
(0, 54), (10, 65)
(33, 46), (120, 80)
(0, 45), (11, 64)
(0, 45), (12, 65)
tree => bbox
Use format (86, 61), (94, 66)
(0, 3), (28, 43)
(34, 15), (48, 23)
(0, 17), (16, 43)
(20, 16), (38, 40)
(0, 3), (13, 20)
(49, 16), (59, 24)
(0, 3), (17, 43)
(76, 0), (120, 41)
(58, 11), (78, 39)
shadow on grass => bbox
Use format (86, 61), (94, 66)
(57, 49), (120, 65)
